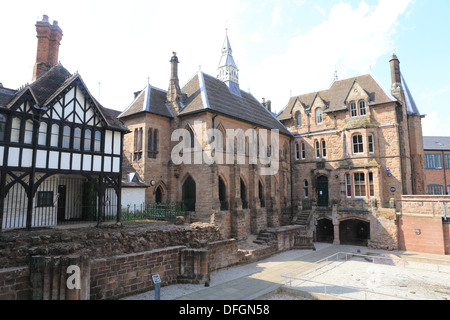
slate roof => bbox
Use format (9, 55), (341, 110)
(423, 136), (450, 151)
(2, 64), (127, 132)
(122, 157), (149, 188)
(180, 71), (292, 136)
(118, 84), (173, 119)
(0, 86), (17, 108)
(277, 73), (397, 121)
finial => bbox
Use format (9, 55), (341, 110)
(334, 65), (338, 81)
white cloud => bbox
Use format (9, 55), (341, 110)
(246, 0), (413, 111)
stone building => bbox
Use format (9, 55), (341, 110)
(423, 136), (450, 195)
(118, 35), (293, 240)
(276, 53), (426, 247)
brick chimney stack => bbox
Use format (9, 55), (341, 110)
(389, 53), (402, 96)
(33, 15), (63, 81)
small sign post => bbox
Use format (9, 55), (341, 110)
(152, 274), (161, 300)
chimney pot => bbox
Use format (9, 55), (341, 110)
(42, 15), (49, 22)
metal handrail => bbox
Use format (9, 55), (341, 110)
(281, 252), (450, 300)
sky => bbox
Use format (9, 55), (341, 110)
(1, 0), (449, 136)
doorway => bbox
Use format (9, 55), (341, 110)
(339, 219), (370, 246)
(182, 176), (196, 211)
(317, 176), (329, 207)
(316, 218), (334, 243)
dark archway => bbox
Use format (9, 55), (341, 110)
(240, 178), (248, 209)
(182, 175), (196, 211)
(155, 186), (163, 203)
(339, 219), (370, 246)
(258, 180), (265, 208)
(219, 176), (227, 210)
(316, 218), (334, 243)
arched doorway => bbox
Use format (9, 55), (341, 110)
(182, 176), (196, 211)
(155, 186), (163, 203)
(316, 218), (334, 243)
(240, 178), (248, 209)
(219, 176), (227, 210)
(339, 219), (370, 246)
(317, 176), (329, 207)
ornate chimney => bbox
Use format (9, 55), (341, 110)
(32, 15), (63, 81)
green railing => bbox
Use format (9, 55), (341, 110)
(121, 202), (182, 221)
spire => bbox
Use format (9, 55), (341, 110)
(217, 31), (240, 96)
(167, 52), (182, 114)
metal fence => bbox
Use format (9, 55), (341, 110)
(121, 202), (182, 221)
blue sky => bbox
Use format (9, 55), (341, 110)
(1, 0), (449, 136)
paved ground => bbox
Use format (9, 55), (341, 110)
(174, 243), (450, 300)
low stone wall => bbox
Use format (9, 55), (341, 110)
(0, 266), (29, 300)
(90, 246), (184, 300)
(0, 222), (311, 300)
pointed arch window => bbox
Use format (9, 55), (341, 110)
(259, 180), (265, 208)
(148, 128), (158, 159)
(240, 178), (248, 209)
(304, 180), (309, 198)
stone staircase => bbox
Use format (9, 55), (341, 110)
(253, 231), (275, 245)
(294, 210), (312, 226)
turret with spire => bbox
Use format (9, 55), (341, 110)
(217, 31), (241, 97)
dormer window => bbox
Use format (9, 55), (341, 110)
(316, 108), (323, 125)
(350, 100), (367, 117)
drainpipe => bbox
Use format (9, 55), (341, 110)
(443, 150), (448, 195)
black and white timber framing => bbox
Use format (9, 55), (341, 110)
(0, 64), (128, 230)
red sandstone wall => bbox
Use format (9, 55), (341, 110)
(398, 215), (445, 255)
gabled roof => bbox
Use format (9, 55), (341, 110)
(3, 63), (127, 131)
(277, 73), (396, 121)
(118, 83), (173, 119)
(423, 136), (450, 151)
(180, 71), (292, 136)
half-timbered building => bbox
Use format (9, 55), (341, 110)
(0, 15), (128, 230)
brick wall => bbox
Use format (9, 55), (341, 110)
(398, 195), (450, 255)
(0, 267), (30, 300)
(90, 246), (184, 300)
(398, 215), (445, 255)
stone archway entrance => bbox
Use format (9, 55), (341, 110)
(339, 219), (370, 246)
(316, 218), (334, 243)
